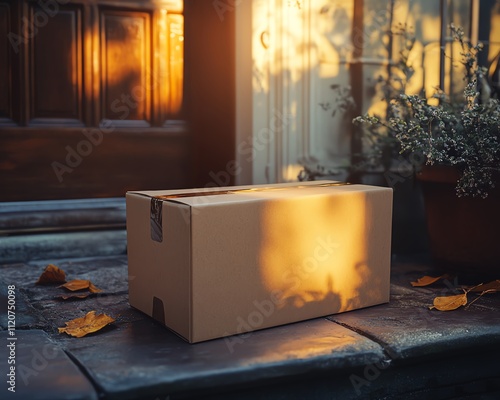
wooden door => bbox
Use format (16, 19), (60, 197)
(0, 0), (190, 201)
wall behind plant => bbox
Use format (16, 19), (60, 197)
(235, 0), (500, 253)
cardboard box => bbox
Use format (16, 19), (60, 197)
(126, 181), (393, 343)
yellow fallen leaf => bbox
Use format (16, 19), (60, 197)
(429, 293), (467, 311)
(36, 264), (66, 285)
(411, 274), (449, 287)
(59, 279), (102, 293)
(58, 311), (115, 337)
(88, 282), (102, 293)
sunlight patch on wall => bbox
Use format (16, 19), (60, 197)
(488, 3), (500, 76)
(282, 163), (303, 181)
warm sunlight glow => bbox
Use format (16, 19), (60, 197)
(250, 1), (493, 181)
(167, 14), (184, 115)
(101, 12), (150, 120)
(94, 6), (183, 121)
(253, 0), (348, 91)
(282, 163), (304, 181)
(103, 15), (148, 88)
(244, 330), (363, 364)
(420, 16), (442, 43)
(257, 186), (391, 318)
(489, 6), (500, 66)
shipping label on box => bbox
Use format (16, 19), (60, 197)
(126, 181), (393, 343)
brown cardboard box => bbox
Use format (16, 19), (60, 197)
(126, 180), (393, 343)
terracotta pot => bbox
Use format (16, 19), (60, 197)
(418, 165), (500, 276)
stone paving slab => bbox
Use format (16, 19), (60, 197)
(63, 318), (385, 400)
(0, 255), (499, 399)
(0, 256), (129, 303)
(195, 351), (500, 400)
(329, 261), (500, 361)
(0, 329), (98, 400)
(0, 279), (45, 330)
(0, 230), (127, 263)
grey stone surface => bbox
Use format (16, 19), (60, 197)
(0, 255), (499, 399)
(0, 330), (98, 400)
(0, 198), (125, 234)
(0, 279), (44, 330)
(0, 230), (127, 263)
(0, 256), (129, 303)
(329, 261), (500, 361)
(64, 318), (385, 400)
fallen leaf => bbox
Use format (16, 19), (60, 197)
(466, 289), (497, 309)
(411, 274), (449, 287)
(36, 264), (66, 285)
(429, 293), (467, 311)
(58, 311), (115, 337)
(59, 279), (102, 293)
(88, 282), (102, 293)
(468, 280), (500, 294)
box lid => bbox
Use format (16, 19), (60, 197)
(126, 180), (390, 207)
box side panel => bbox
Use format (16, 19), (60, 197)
(190, 200), (269, 343)
(360, 188), (393, 306)
(127, 193), (155, 316)
(161, 202), (192, 339)
(126, 194), (191, 340)
(190, 187), (393, 343)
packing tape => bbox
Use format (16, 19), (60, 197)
(154, 181), (350, 200)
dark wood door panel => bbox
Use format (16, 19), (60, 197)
(0, 0), (190, 201)
(29, 3), (84, 125)
(0, 0), (238, 201)
(0, 127), (191, 201)
(0, 2), (12, 123)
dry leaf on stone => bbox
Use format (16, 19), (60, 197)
(36, 264), (66, 285)
(468, 280), (500, 294)
(411, 274), (449, 287)
(58, 311), (115, 338)
(88, 282), (102, 293)
(59, 279), (102, 293)
(429, 292), (468, 311)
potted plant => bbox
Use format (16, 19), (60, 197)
(354, 24), (500, 276)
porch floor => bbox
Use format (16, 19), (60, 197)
(1, 251), (500, 399)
